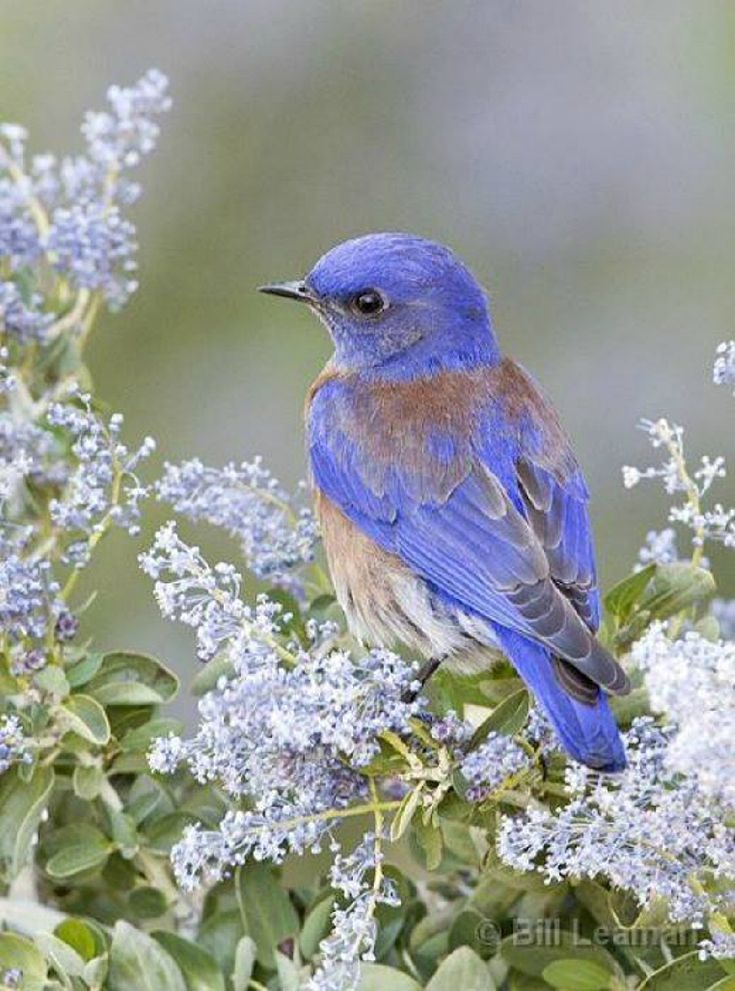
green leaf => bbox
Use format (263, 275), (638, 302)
(84, 955), (111, 988)
(108, 921), (186, 991)
(34, 665), (70, 698)
(638, 950), (727, 990)
(199, 910), (244, 981)
(87, 651), (179, 706)
(34, 932), (86, 979)
(72, 764), (104, 800)
(441, 820), (481, 868)
(413, 815), (443, 870)
(500, 932), (620, 978)
(108, 810), (139, 858)
(236, 863), (299, 969)
(615, 563), (716, 646)
(542, 959), (614, 990)
(152, 932), (225, 991)
(59, 693), (111, 744)
(231, 936), (257, 991)
(45, 824), (111, 879)
(604, 564), (656, 622)
(0, 766), (54, 881)
(426, 947), (495, 990)
(610, 687), (650, 726)
(66, 652), (104, 688)
(641, 563), (716, 620)
(390, 786), (423, 842)
(275, 952), (301, 991)
(299, 894), (335, 959)
(357, 963), (422, 990)
(55, 919), (100, 961)
(448, 910), (494, 959)
(469, 688), (529, 749)
(130, 887), (169, 920)
(0, 933), (48, 991)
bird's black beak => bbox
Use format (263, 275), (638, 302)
(258, 280), (316, 304)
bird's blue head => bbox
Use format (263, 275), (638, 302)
(260, 233), (500, 379)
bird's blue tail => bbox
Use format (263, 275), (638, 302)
(494, 627), (626, 772)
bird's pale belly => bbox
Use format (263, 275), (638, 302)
(316, 491), (500, 673)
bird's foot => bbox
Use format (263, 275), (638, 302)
(402, 655), (444, 703)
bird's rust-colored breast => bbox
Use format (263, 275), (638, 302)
(306, 356), (570, 501)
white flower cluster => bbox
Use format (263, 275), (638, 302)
(713, 340), (735, 394)
(460, 731), (532, 802)
(623, 416), (734, 550)
(307, 834), (399, 991)
(143, 522), (424, 980)
(1, 69), (170, 313)
(155, 457), (319, 589)
(0, 76), (164, 674)
(48, 396), (155, 566)
(636, 527), (679, 569)
(498, 718), (735, 955)
(632, 622), (735, 810)
(0, 714), (32, 774)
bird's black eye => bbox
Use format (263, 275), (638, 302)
(350, 289), (387, 317)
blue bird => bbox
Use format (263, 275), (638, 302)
(260, 233), (630, 772)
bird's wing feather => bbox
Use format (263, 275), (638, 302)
(308, 363), (628, 694)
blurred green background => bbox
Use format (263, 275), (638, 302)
(3, 1), (734, 715)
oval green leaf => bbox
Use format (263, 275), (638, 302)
(427, 947), (495, 990)
(152, 932), (225, 991)
(638, 950), (727, 990)
(87, 652), (179, 707)
(231, 936), (257, 991)
(108, 921), (186, 991)
(469, 688), (530, 749)
(542, 958), (614, 990)
(60, 694), (111, 745)
(236, 863), (299, 969)
(500, 932), (620, 979)
(45, 824), (111, 879)
(0, 766), (55, 881)
(358, 963), (422, 990)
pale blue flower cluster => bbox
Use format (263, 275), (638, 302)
(632, 622), (735, 810)
(624, 414), (735, 550)
(714, 340), (735, 394)
(155, 457), (319, 587)
(47, 395), (155, 566)
(47, 203), (138, 309)
(0, 69), (170, 316)
(498, 718), (735, 952)
(143, 522), (423, 980)
(0, 967), (22, 989)
(0, 75), (164, 675)
(636, 527), (679, 569)
(0, 714), (32, 774)
(0, 553), (61, 647)
(0, 282), (53, 343)
(460, 730), (532, 802)
(307, 834), (399, 991)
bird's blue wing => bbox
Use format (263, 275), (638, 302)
(308, 372), (626, 694)
(515, 454), (601, 631)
